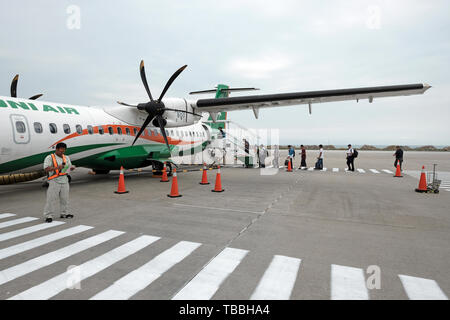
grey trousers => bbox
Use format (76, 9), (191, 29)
(43, 181), (69, 218)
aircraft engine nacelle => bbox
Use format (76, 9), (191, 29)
(161, 98), (197, 128)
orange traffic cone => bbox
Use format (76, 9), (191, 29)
(286, 158), (293, 172)
(394, 163), (403, 177)
(211, 165), (225, 192)
(160, 162), (169, 182)
(200, 163), (210, 185)
(114, 166), (129, 194)
(167, 168), (182, 198)
(415, 166), (428, 193)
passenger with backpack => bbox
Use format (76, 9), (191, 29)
(299, 145), (307, 169)
(288, 145), (295, 169)
(346, 144), (358, 171)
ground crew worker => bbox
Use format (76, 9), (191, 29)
(43, 142), (75, 223)
(393, 146), (404, 171)
(346, 144), (355, 171)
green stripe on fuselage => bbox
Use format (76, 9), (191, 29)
(0, 141), (208, 174)
(0, 143), (123, 174)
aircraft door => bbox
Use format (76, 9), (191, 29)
(10, 114), (31, 144)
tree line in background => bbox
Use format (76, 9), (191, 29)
(271, 145), (450, 151)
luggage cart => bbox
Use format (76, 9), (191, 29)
(426, 164), (441, 193)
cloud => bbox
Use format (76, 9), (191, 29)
(224, 53), (292, 80)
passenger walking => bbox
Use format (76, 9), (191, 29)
(243, 138), (250, 168)
(272, 145), (280, 168)
(393, 146), (404, 171)
(300, 145), (307, 169)
(288, 145), (295, 169)
(346, 144), (355, 171)
(315, 144), (324, 170)
(259, 144), (268, 168)
(256, 145), (260, 167)
(43, 142), (75, 223)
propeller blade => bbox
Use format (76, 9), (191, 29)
(164, 108), (202, 117)
(11, 74), (18, 98)
(156, 115), (171, 153)
(140, 60), (153, 101)
(117, 101), (137, 107)
(29, 94), (43, 100)
(132, 114), (154, 146)
(158, 65), (187, 102)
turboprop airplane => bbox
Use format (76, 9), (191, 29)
(0, 60), (431, 184)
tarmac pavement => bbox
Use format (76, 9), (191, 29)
(0, 150), (449, 300)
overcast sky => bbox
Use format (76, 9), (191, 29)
(1, 0), (449, 146)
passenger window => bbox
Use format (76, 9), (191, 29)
(49, 123), (57, 134)
(133, 128), (138, 135)
(117, 127), (122, 135)
(108, 127), (114, 135)
(126, 127), (130, 135)
(34, 122), (43, 134)
(63, 124), (71, 134)
(98, 126), (104, 135)
(76, 125), (82, 134)
(15, 121), (26, 133)
(87, 125), (93, 134)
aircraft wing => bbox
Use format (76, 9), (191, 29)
(194, 83), (431, 114)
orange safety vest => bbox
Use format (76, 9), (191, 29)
(47, 154), (68, 180)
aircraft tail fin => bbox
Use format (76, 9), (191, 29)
(190, 84), (258, 129)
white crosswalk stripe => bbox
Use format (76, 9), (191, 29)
(399, 275), (448, 300)
(440, 181), (450, 191)
(10, 235), (160, 300)
(0, 217), (39, 229)
(0, 230), (123, 286)
(0, 225), (93, 260)
(172, 247), (248, 300)
(357, 169), (366, 173)
(333, 168), (339, 172)
(382, 169), (394, 174)
(0, 221), (65, 242)
(322, 168), (327, 171)
(331, 264), (369, 300)
(0, 214), (16, 220)
(250, 255), (301, 300)
(369, 169), (380, 174)
(91, 241), (201, 300)
(0, 220), (448, 300)
(308, 167), (314, 171)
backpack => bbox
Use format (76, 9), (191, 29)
(353, 149), (358, 158)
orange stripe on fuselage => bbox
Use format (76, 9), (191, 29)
(50, 124), (200, 148)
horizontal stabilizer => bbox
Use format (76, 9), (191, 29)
(189, 87), (259, 95)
